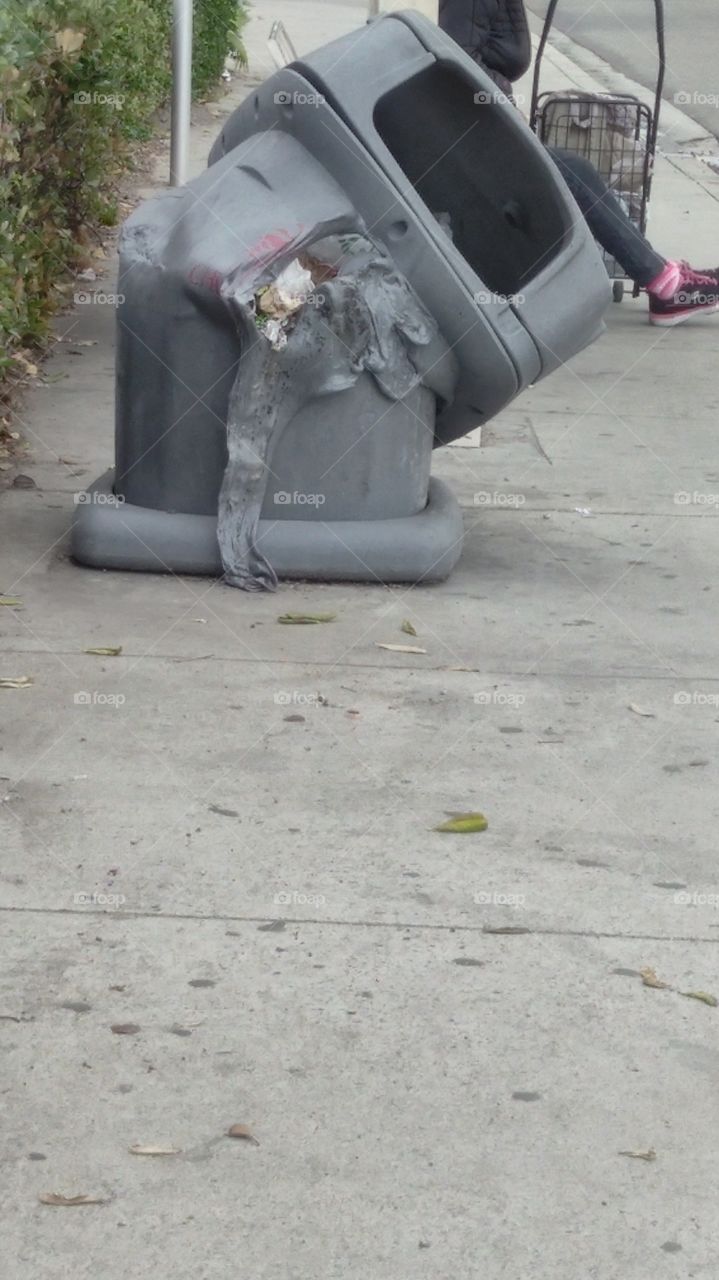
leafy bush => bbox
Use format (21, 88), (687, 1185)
(144, 0), (249, 97)
(0, 0), (249, 377)
(191, 0), (249, 95)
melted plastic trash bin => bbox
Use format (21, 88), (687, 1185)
(72, 9), (610, 586)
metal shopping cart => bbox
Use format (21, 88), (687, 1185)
(530, 0), (666, 301)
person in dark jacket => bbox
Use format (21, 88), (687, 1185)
(438, 0), (719, 325)
(439, 0), (531, 98)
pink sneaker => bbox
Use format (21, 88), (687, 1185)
(649, 263), (719, 327)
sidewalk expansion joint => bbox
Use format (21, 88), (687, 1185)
(1, 903), (718, 945)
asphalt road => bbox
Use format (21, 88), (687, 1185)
(526, 0), (719, 140)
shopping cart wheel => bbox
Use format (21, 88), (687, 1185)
(612, 280), (625, 303)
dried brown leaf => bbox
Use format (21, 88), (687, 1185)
(639, 967), (671, 990)
(227, 1123), (259, 1145)
(39, 1192), (107, 1206)
(54, 28), (86, 54)
(12, 353), (38, 378)
(376, 643), (427, 655)
(618, 1148), (656, 1162)
(128, 1144), (181, 1156)
(482, 925), (531, 935)
(110, 1022), (140, 1035)
(277, 613), (335, 625)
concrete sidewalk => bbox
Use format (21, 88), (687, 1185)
(3, 8), (719, 1277)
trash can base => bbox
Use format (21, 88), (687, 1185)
(71, 471), (464, 585)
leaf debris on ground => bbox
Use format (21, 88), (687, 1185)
(0, 676), (33, 689)
(0, 597), (22, 607)
(128, 1144), (181, 1156)
(401, 620), (417, 636)
(11, 353), (38, 378)
(482, 925), (531, 935)
(55, 27), (86, 54)
(434, 812), (488, 834)
(277, 613), (336, 625)
(618, 1148), (656, 1162)
(110, 1022), (140, 1035)
(85, 646), (122, 656)
(39, 1192), (107, 1206)
(639, 967), (671, 990)
(638, 969), (716, 1007)
(680, 990), (717, 1007)
(628, 703), (655, 718)
(376, 643), (427, 655)
(227, 1124), (260, 1145)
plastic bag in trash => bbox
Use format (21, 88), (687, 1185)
(217, 235), (452, 592)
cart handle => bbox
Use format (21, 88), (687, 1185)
(530, 0), (666, 150)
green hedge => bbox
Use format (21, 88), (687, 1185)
(0, 0), (249, 376)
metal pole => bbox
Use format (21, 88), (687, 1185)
(170, 0), (193, 186)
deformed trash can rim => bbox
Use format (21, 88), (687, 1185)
(71, 470), (465, 585)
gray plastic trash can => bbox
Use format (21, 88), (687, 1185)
(72, 9), (609, 587)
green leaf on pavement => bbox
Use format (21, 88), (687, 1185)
(434, 812), (488, 834)
(680, 990), (717, 1007)
(277, 613), (336, 625)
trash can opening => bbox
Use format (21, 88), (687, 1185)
(373, 64), (571, 297)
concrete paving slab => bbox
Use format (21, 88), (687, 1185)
(2, 645), (719, 939)
(3, 913), (719, 1279)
